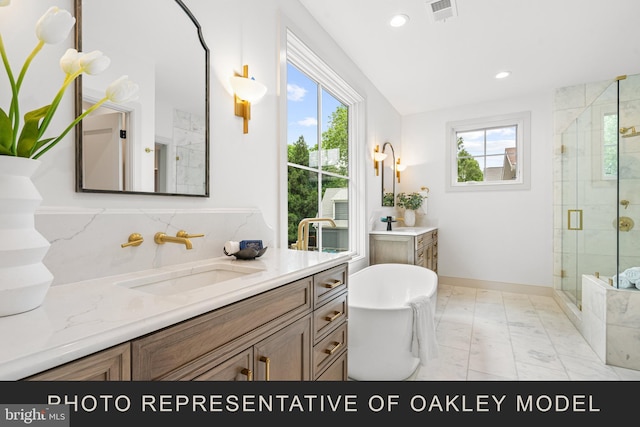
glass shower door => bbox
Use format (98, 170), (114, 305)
(560, 79), (619, 308)
(617, 74), (640, 281)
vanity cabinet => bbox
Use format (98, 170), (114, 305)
(131, 262), (348, 381)
(369, 228), (438, 273)
(131, 276), (313, 380)
(22, 263), (348, 381)
(311, 265), (348, 380)
(25, 342), (131, 381)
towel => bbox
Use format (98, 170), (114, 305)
(223, 240), (240, 255)
(623, 267), (640, 284)
(409, 295), (438, 366)
(613, 273), (633, 289)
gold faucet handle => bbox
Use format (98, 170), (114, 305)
(176, 230), (205, 238)
(121, 233), (144, 248)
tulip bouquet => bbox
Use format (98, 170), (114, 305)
(0, 2), (139, 159)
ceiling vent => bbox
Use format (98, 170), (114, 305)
(426, 0), (458, 22)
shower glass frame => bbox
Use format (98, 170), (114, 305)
(559, 74), (640, 309)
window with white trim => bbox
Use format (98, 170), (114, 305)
(446, 111), (531, 191)
(284, 30), (364, 255)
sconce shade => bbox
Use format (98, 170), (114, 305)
(373, 152), (388, 162)
(231, 64), (267, 133)
(373, 144), (388, 176)
(230, 75), (267, 103)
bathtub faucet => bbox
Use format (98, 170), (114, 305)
(293, 218), (336, 250)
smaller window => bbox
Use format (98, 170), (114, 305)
(446, 111), (531, 191)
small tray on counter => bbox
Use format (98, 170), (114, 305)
(223, 247), (268, 260)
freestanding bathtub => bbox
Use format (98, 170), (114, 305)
(348, 263), (438, 380)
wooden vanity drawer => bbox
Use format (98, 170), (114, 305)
(313, 292), (347, 343)
(313, 264), (348, 308)
(313, 322), (347, 378)
(132, 277), (312, 380)
(315, 351), (348, 381)
(415, 230), (436, 250)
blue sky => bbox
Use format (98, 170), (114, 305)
(458, 126), (516, 169)
(287, 63), (342, 149)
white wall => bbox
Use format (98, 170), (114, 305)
(400, 92), (555, 287)
(2, 1), (556, 288)
(1, 0), (401, 262)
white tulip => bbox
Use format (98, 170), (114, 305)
(59, 48), (82, 75)
(35, 7), (75, 44)
(105, 75), (139, 103)
(78, 50), (110, 75)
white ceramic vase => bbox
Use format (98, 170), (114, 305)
(404, 209), (416, 227)
(0, 156), (53, 316)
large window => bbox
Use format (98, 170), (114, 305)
(285, 30), (363, 255)
(446, 111), (531, 191)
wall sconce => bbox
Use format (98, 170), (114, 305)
(373, 144), (387, 175)
(229, 64), (267, 134)
(396, 158), (407, 183)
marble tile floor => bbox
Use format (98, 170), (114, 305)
(411, 284), (640, 381)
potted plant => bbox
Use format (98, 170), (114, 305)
(0, 3), (138, 316)
(396, 192), (427, 226)
(382, 191), (395, 207)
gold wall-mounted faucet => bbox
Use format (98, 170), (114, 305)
(121, 233), (144, 248)
(176, 230), (205, 239)
(154, 230), (204, 250)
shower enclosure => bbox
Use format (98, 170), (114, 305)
(554, 73), (640, 370)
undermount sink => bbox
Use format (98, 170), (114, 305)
(115, 262), (265, 296)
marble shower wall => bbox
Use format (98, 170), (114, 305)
(35, 208), (274, 286)
(173, 109), (207, 196)
(582, 275), (640, 370)
(554, 74), (640, 372)
(553, 75), (640, 298)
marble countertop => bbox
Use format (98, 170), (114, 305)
(369, 226), (437, 236)
(0, 248), (351, 380)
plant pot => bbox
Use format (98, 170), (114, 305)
(404, 209), (416, 227)
(0, 156), (53, 316)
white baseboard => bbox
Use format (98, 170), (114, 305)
(438, 275), (553, 296)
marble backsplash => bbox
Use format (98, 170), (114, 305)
(35, 207), (274, 286)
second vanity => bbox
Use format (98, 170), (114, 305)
(0, 248), (350, 381)
(369, 226), (438, 273)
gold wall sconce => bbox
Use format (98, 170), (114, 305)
(230, 64), (267, 134)
(396, 157), (406, 183)
(373, 144), (387, 175)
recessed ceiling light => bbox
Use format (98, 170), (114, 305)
(495, 71), (511, 79)
(390, 14), (409, 27)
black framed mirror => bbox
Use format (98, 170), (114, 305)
(381, 142), (396, 206)
(74, 0), (210, 196)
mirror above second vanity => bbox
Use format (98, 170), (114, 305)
(74, 0), (210, 197)
(381, 142), (396, 206)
